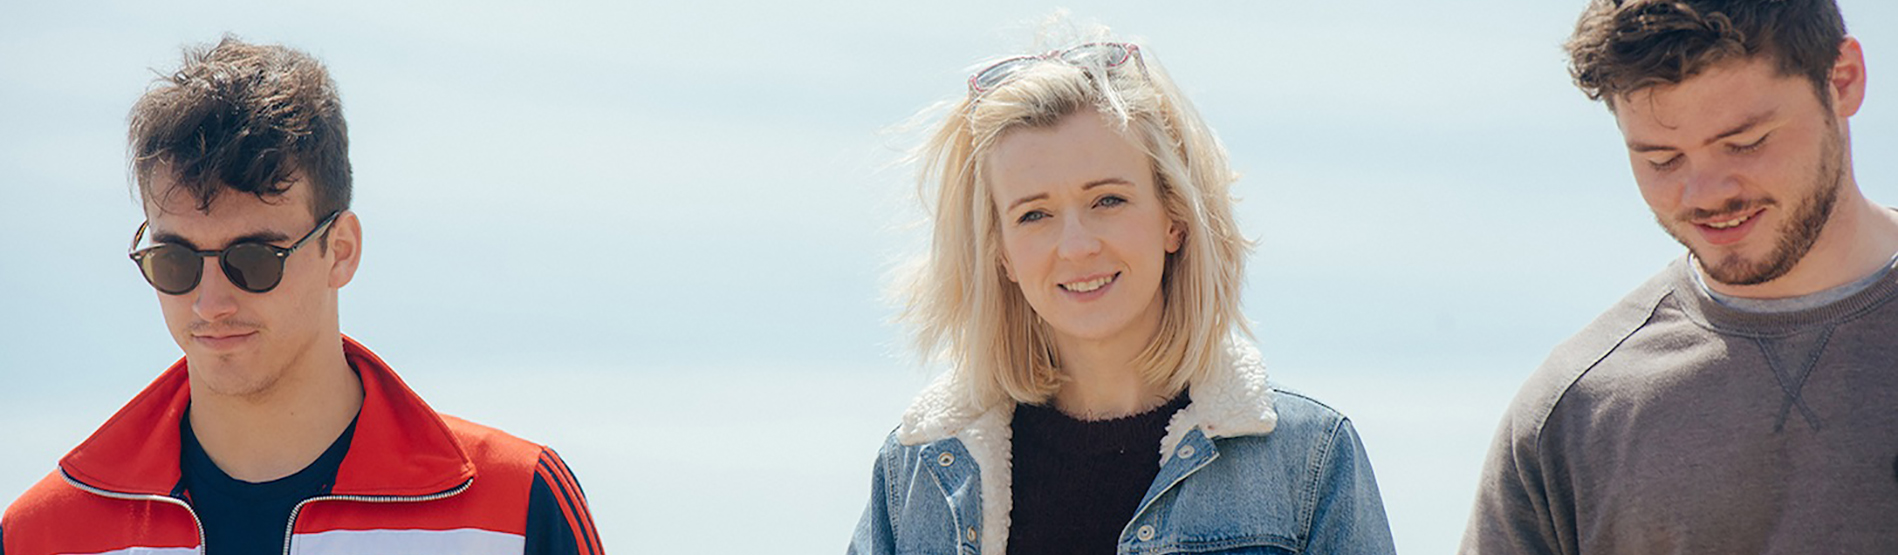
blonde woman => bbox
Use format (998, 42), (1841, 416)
(848, 30), (1396, 555)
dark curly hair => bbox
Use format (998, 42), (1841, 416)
(129, 35), (351, 222)
(1566, 0), (1846, 110)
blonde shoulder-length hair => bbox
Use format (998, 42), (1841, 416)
(901, 33), (1252, 405)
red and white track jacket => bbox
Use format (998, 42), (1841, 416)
(1, 336), (603, 554)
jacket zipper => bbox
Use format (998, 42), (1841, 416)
(279, 478), (474, 555)
(61, 470), (209, 555)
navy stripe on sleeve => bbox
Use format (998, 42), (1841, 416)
(525, 448), (602, 555)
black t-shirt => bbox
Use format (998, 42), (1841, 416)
(1006, 392), (1191, 555)
(179, 413), (355, 555)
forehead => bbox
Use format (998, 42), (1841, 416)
(986, 110), (1153, 196)
(142, 173), (315, 238)
(1614, 56), (1820, 138)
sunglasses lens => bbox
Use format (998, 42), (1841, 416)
(139, 245), (201, 295)
(222, 243), (284, 292)
(973, 57), (1037, 92)
(1061, 44), (1130, 67)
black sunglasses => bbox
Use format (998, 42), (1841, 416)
(128, 211), (341, 295)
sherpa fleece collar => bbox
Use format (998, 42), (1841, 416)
(893, 339), (1278, 555)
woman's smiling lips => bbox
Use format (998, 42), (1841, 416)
(1058, 272), (1120, 299)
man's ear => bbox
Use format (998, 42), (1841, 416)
(326, 211), (362, 289)
(1830, 36), (1868, 118)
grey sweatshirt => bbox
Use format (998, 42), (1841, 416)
(1461, 257), (1898, 554)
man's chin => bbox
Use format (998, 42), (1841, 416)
(187, 363), (281, 399)
(1694, 249), (1793, 287)
(184, 340), (250, 362)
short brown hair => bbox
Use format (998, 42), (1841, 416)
(129, 36), (351, 219)
(1566, 0), (1847, 109)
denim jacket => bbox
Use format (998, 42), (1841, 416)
(848, 341), (1395, 555)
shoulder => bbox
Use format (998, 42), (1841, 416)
(870, 426), (942, 477)
(1500, 261), (1684, 447)
(1461, 263), (1687, 553)
(434, 414), (586, 509)
(1265, 388), (1350, 433)
(3, 472), (198, 552)
(873, 426), (912, 458)
(1192, 387), (1382, 521)
(1171, 388), (1388, 551)
(393, 415), (595, 536)
(1214, 387), (1358, 464)
(865, 423), (988, 503)
(440, 413), (553, 474)
(3, 472), (93, 531)
(426, 419), (601, 554)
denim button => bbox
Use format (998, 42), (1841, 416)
(1136, 524), (1155, 541)
(938, 452), (955, 466)
(1176, 445), (1196, 458)
(966, 526), (978, 542)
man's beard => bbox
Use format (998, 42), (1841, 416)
(1664, 127), (1847, 286)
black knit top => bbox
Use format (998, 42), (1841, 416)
(1006, 392), (1191, 555)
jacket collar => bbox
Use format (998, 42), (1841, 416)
(59, 335), (476, 498)
(893, 338), (1278, 555)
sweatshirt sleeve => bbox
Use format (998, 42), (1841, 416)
(1462, 263), (1672, 554)
(524, 447), (604, 555)
(1460, 390), (1567, 555)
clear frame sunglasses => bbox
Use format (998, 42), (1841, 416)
(967, 42), (1144, 95)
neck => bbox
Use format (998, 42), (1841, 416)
(188, 339), (363, 483)
(1704, 189), (1898, 299)
(1048, 314), (1173, 421)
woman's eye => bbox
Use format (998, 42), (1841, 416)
(1096, 195), (1127, 208)
(1017, 210), (1048, 224)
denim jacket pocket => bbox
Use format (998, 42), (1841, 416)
(1118, 394), (1394, 555)
(1120, 433), (1304, 555)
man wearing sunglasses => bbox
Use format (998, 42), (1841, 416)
(1464, 1), (1898, 553)
(1, 37), (602, 555)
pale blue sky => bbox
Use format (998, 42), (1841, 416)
(3, 1), (1894, 552)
